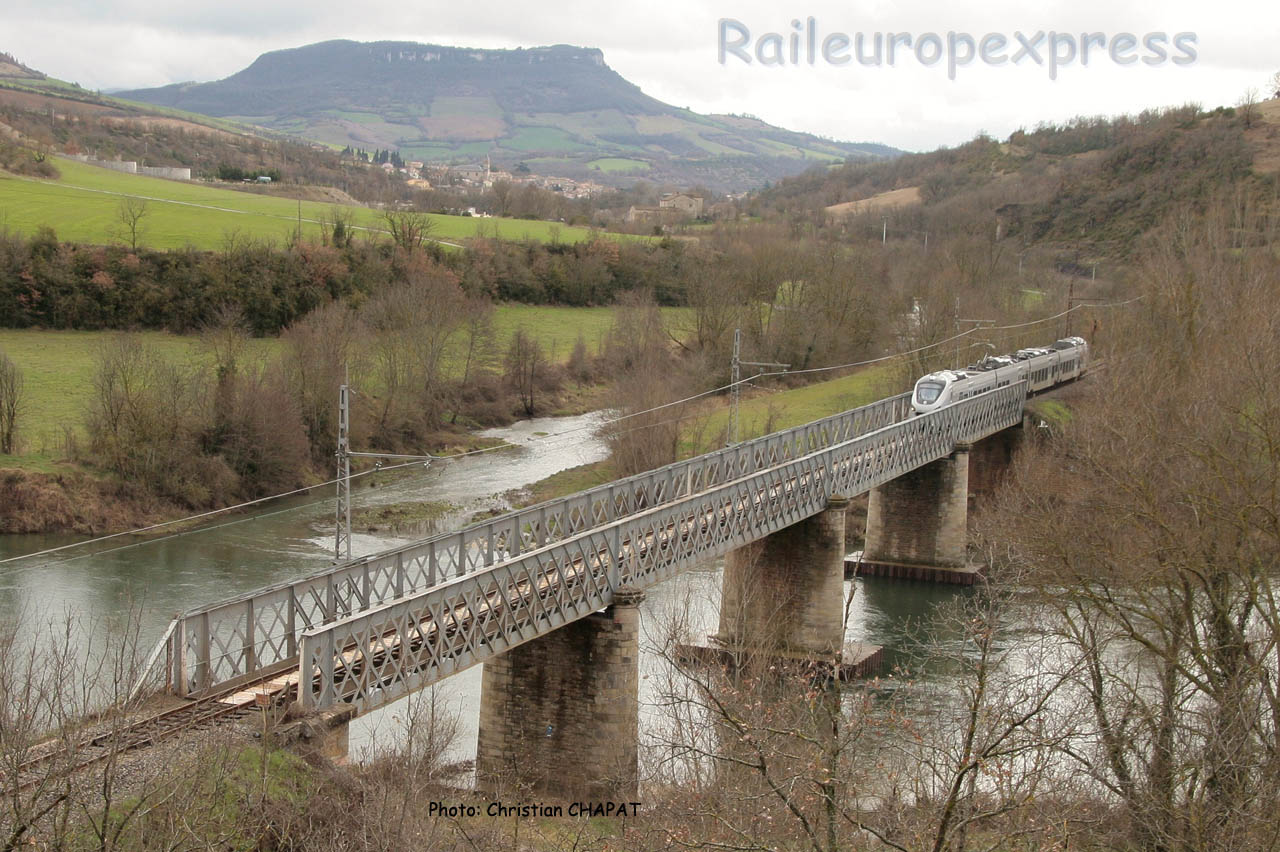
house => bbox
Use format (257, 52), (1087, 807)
(627, 205), (681, 225)
(659, 193), (704, 217)
(455, 164), (487, 182)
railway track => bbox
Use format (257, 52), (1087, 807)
(8, 671), (298, 792)
(313, 467), (800, 706)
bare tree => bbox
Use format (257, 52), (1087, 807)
(0, 351), (22, 454)
(461, 295), (498, 381)
(490, 179), (513, 217)
(680, 250), (745, 358)
(1238, 87), (1261, 129)
(982, 196), (1280, 852)
(382, 208), (434, 253)
(362, 259), (470, 444)
(1271, 70), (1280, 99)
(645, 561), (1081, 852)
(281, 302), (364, 463)
(599, 292), (698, 476)
(114, 196), (148, 250)
(0, 608), (189, 852)
(504, 328), (545, 417)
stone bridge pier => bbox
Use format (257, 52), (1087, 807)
(860, 442), (972, 583)
(475, 587), (644, 801)
(859, 424), (1025, 584)
(966, 422), (1025, 498)
(712, 496), (850, 662)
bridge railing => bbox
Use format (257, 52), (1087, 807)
(166, 390), (914, 696)
(297, 383), (1027, 714)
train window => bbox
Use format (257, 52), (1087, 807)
(915, 381), (945, 405)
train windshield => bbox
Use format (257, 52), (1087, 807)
(915, 380), (945, 405)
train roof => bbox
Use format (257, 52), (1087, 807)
(969, 355), (1015, 371)
(917, 369), (968, 384)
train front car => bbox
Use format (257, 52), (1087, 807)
(1065, 336), (1090, 372)
(1051, 336), (1089, 380)
(912, 370), (959, 415)
(911, 337), (1089, 416)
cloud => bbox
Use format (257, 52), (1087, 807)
(2, 0), (1277, 151)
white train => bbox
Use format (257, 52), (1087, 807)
(912, 336), (1089, 415)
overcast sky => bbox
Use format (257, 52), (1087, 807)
(3, 0), (1277, 151)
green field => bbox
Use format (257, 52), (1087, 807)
(587, 158), (650, 174)
(0, 329), (272, 466)
(504, 126), (587, 153)
(491, 305), (687, 362)
(0, 157), (622, 249)
(516, 363), (906, 506)
(690, 363), (902, 452)
(0, 305), (690, 463)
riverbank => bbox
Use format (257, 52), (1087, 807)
(0, 466), (184, 535)
(2, 360), (897, 538)
(506, 363), (900, 509)
(0, 429), (509, 537)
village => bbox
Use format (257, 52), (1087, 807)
(372, 154), (713, 224)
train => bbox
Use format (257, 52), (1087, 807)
(911, 336), (1089, 415)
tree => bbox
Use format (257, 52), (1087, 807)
(0, 351), (22, 455)
(320, 205), (354, 248)
(114, 196), (148, 250)
(1237, 87), (1261, 129)
(362, 258), (469, 445)
(382, 208), (434, 253)
(1270, 70), (1280, 99)
(491, 179), (513, 217)
(645, 559), (1075, 852)
(85, 334), (236, 507)
(982, 198), (1280, 852)
(281, 302), (363, 464)
(503, 328), (544, 417)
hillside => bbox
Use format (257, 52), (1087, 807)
(0, 155), (623, 250)
(0, 51), (42, 80)
(0, 63), (417, 203)
(749, 102), (1278, 255)
(117, 40), (897, 192)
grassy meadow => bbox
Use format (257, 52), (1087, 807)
(515, 363), (908, 507)
(0, 304), (690, 464)
(0, 157), (620, 250)
(688, 362), (903, 452)
(587, 157), (650, 173)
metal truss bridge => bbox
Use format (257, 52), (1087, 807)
(145, 381), (1027, 715)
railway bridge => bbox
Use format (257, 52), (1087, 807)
(141, 379), (1040, 799)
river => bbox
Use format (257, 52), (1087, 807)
(0, 410), (960, 763)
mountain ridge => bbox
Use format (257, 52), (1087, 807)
(118, 39), (898, 191)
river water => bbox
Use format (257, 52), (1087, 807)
(0, 411), (960, 762)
